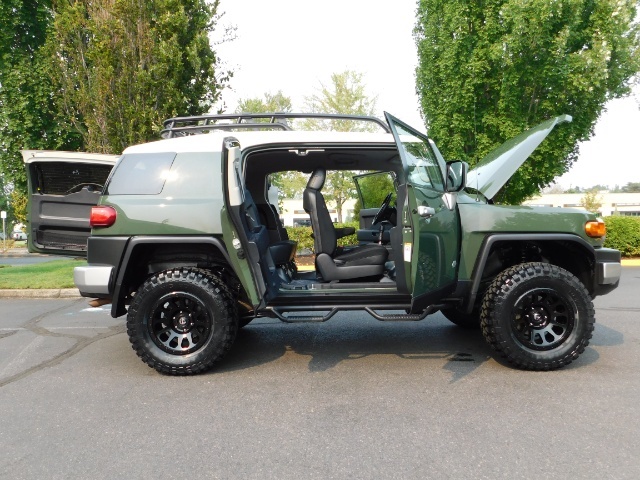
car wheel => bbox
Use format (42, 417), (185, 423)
(127, 268), (238, 375)
(480, 262), (595, 371)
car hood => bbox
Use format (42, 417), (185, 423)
(465, 115), (572, 200)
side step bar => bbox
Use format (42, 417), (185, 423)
(266, 304), (446, 323)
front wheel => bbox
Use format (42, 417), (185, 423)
(481, 262), (595, 371)
(127, 268), (238, 375)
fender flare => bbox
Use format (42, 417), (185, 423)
(463, 233), (597, 313)
(110, 236), (232, 318)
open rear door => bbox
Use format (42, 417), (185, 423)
(22, 150), (119, 256)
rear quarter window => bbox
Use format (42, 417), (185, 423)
(105, 152), (177, 195)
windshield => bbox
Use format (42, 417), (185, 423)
(387, 118), (444, 191)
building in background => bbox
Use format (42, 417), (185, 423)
(523, 192), (640, 216)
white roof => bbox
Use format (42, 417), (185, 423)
(122, 130), (396, 155)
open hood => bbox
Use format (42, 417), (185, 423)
(466, 115), (572, 200)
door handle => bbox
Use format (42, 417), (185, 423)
(415, 206), (435, 218)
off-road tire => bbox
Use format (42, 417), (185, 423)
(480, 262), (595, 371)
(127, 268), (238, 375)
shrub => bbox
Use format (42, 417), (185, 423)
(286, 221), (360, 253)
(604, 216), (640, 257)
(285, 226), (314, 252)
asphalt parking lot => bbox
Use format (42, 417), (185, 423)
(0, 268), (638, 479)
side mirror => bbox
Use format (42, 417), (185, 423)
(445, 160), (468, 192)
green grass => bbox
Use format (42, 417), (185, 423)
(0, 259), (86, 289)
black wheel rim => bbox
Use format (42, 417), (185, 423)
(511, 288), (576, 351)
(148, 292), (213, 355)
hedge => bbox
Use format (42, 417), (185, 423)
(286, 217), (640, 258)
(604, 216), (640, 257)
(286, 221), (359, 253)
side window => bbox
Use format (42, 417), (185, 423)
(105, 152), (176, 195)
(354, 171), (397, 209)
(403, 140), (443, 191)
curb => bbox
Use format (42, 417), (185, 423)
(621, 259), (640, 266)
(0, 288), (82, 299)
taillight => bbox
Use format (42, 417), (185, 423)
(585, 219), (606, 238)
(90, 206), (117, 227)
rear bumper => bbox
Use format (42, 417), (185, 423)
(593, 248), (622, 297)
(74, 266), (114, 298)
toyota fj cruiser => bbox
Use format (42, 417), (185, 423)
(23, 113), (622, 374)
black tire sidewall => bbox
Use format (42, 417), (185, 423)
(128, 269), (237, 373)
(483, 263), (594, 368)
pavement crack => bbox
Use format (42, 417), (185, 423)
(1, 299), (126, 389)
(23, 298), (86, 340)
(0, 330), (19, 340)
(0, 323), (125, 388)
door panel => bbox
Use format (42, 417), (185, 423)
(359, 207), (379, 229)
(22, 151), (118, 256)
(221, 141), (275, 309)
(385, 113), (460, 308)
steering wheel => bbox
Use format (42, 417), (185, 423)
(371, 192), (393, 226)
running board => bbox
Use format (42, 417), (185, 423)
(267, 304), (445, 323)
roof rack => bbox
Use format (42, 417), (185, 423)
(160, 113), (391, 138)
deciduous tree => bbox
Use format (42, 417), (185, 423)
(235, 91), (306, 200)
(0, 1), (82, 191)
(49, 0), (232, 154)
(415, 0), (640, 204)
(237, 91), (292, 114)
(304, 71), (379, 221)
(580, 190), (603, 213)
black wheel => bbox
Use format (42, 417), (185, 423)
(127, 268), (238, 375)
(481, 262), (595, 371)
(442, 307), (480, 329)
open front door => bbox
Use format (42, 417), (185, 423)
(22, 150), (119, 256)
(385, 114), (461, 312)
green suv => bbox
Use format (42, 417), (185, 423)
(23, 113), (621, 374)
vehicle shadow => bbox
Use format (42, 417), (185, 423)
(589, 322), (624, 347)
(216, 314), (495, 382)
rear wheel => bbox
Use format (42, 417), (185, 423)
(127, 268), (238, 375)
(481, 262), (595, 371)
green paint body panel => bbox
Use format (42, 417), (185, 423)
(93, 151), (224, 236)
(456, 201), (602, 280)
(407, 185), (460, 294)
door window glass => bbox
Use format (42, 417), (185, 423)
(353, 171), (396, 209)
(387, 117), (444, 192)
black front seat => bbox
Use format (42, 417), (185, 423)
(303, 167), (388, 281)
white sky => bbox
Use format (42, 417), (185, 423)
(216, 0), (640, 189)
